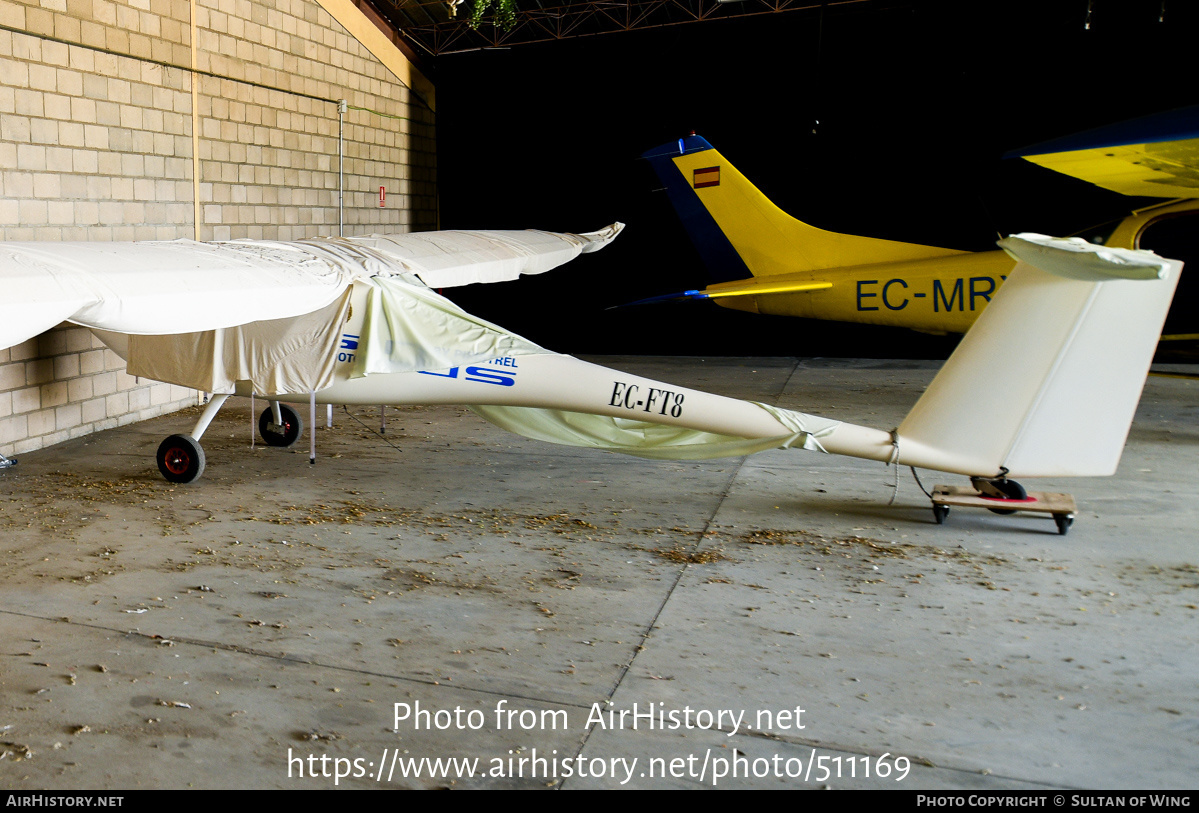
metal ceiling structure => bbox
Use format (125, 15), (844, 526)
(351, 0), (1192, 61)
(359, 0), (876, 57)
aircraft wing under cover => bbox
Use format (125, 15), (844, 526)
(0, 225), (623, 352)
(346, 224), (624, 288)
(1008, 106), (1199, 199)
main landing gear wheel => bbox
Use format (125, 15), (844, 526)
(971, 476), (1027, 515)
(157, 434), (206, 484)
(259, 404), (303, 447)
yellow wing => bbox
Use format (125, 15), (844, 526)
(1010, 106), (1199, 199)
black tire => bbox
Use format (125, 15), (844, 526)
(932, 504), (949, 525)
(259, 404), (303, 447)
(157, 434), (206, 484)
(1054, 514), (1073, 536)
(978, 478), (1027, 515)
(993, 479), (1027, 500)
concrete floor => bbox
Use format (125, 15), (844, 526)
(0, 356), (1195, 790)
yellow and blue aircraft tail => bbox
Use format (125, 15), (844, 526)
(642, 134), (963, 283)
(638, 134), (1012, 331)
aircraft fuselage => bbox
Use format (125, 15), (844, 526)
(727, 251), (1015, 333)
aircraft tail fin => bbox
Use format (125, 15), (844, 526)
(896, 235), (1181, 478)
(641, 134), (962, 282)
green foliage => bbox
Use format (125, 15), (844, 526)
(468, 0), (519, 31)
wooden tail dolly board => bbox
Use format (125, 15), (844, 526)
(930, 485), (1077, 535)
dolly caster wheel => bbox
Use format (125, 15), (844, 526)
(972, 476), (1027, 515)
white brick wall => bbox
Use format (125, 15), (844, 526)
(0, 0), (437, 457)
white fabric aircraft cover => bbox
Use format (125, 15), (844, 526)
(0, 240), (354, 351)
(123, 268), (827, 460)
(340, 224), (624, 288)
(0, 225), (624, 352)
(126, 273), (549, 397)
(353, 276), (552, 376)
(127, 290), (353, 396)
(471, 402), (839, 460)
(353, 277), (839, 458)
(999, 233), (1172, 281)
(8, 220), (827, 460)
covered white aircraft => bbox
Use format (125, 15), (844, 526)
(0, 225), (1181, 531)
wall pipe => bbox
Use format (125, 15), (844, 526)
(338, 99), (347, 237)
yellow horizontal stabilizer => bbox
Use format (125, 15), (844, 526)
(702, 279), (833, 299)
(1022, 138), (1199, 199)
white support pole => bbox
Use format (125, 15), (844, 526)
(309, 391), (317, 465)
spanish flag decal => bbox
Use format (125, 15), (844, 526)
(693, 166), (720, 189)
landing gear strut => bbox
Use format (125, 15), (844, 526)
(153, 396), (313, 484)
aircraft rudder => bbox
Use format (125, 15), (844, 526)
(643, 133), (752, 284)
(896, 235), (1181, 478)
